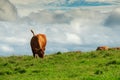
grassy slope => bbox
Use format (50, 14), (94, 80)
(0, 50), (120, 80)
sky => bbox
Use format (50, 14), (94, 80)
(0, 0), (120, 56)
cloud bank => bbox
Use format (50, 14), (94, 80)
(104, 8), (120, 27)
(0, 0), (120, 56)
(0, 0), (18, 21)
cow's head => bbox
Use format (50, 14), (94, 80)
(35, 48), (44, 58)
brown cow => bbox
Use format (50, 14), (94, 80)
(96, 46), (109, 51)
(109, 47), (120, 50)
(30, 30), (47, 58)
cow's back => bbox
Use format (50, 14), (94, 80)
(37, 34), (47, 51)
(96, 46), (109, 50)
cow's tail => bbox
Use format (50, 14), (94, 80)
(31, 30), (35, 36)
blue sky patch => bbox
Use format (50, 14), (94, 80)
(67, 1), (111, 7)
(48, 0), (111, 7)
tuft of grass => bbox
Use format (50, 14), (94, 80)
(56, 51), (62, 55)
(14, 67), (26, 74)
(94, 70), (103, 75)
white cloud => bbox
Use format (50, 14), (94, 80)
(0, 0), (18, 21)
(0, 0), (120, 56)
(9, 0), (63, 5)
(4, 37), (27, 44)
(104, 7), (120, 27)
(9, 0), (38, 5)
(29, 10), (72, 24)
(66, 33), (82, 45)
(0, 21), (30, 46)
(0, 45), (14, 52)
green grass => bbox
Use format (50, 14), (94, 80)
(0, 50), (120, 80)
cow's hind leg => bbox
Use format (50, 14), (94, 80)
(31, 49), (36, 58)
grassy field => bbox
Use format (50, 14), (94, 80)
(0, 50), (120, 80)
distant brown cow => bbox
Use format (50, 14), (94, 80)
(109, 47), (120, 50)
(30, 30), (47, 58)
(96, 46), (109, 51)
